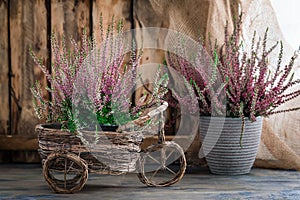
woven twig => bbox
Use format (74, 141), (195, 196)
(37, 124), (143, 173)
(117, 101), (168, 132)
(43, 151), (88, 194)
(137, 141), (186, 187)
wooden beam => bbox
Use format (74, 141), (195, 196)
(0, 135), (38, 150)
(0, 135), (182, 151)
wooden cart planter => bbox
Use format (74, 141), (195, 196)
(36, 102), (187, 193)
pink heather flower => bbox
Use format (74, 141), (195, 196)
(168, 14), (300, 121)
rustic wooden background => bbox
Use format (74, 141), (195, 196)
(0, 0), (239, 163)
(0, 0), (176, 162)
(2, 0), (299, 171)
(0, 0), (131, 162)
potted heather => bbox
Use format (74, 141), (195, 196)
(168, 15), (300, 175)
(31, 18), (165, 134)
(31, 17), (168, 151)
(30, 18), (133, 133)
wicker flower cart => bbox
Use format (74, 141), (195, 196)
(36, 102), (186, 193)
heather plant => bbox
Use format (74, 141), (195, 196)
(30, 30), (91, 132)
(72, 19), (139, 129)
(31, 17), (169, 132)
(168, 15), (300, 122)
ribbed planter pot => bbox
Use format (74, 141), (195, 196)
(200, 116), (262, 175)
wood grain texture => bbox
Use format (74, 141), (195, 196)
(51, 0), (90, 48)
(133, 0), (174, 134)
(0, 135), (178, 151)
(92, 0), (131, 44)
(0, 0), (9, 135)
(9, 0), (48, 135)
(2, 165), (300, 199)
(0, 151), (40, 162)
(0, 135), (38, 150)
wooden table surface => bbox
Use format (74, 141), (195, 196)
(0, 164), (300, 200)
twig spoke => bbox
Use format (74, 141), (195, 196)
(166, 149), (175, 161)
(150, 165), (162, 180)
(166, 166), (176, 175)
(66, 161), (75, 174)
(148, 154), (161, 165)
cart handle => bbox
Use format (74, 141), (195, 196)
(116, 101), (168, 132)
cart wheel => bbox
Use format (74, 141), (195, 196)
(137, 141), (186, 187)
(43, 151), (88, 193)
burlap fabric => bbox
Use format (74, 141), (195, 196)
(241, 0), (300, 170)
(134, 0), (300, 170)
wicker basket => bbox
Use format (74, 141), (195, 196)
(37, 124), (144, 173)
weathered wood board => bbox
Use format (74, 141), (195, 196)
(0, 135), (38, 151)
(92, 0), (131, 44)
(0, 0), (9, 135)
(9, 0), (48, 135)
(51, 0), (91, 48)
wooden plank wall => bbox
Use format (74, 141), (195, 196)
(10, 0), (48, 136)
(51, 0), (91, 49)
(0, 0), (175, 162)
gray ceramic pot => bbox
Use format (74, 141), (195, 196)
(200, 116), (262, 175)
